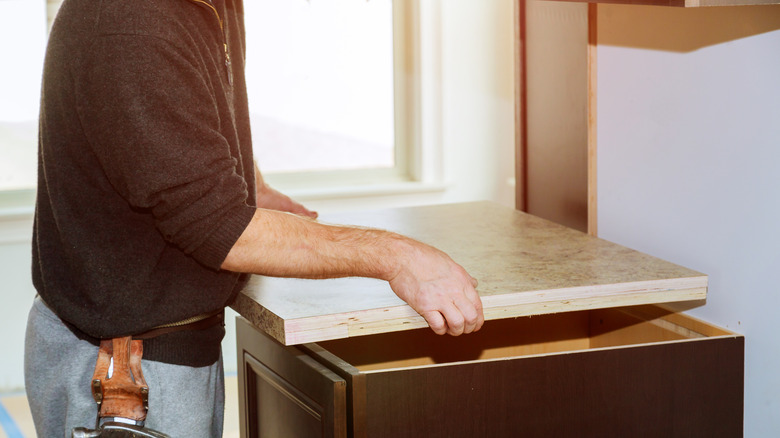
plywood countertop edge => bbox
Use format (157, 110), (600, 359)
(231, 291), (288, 345)
(485, 276), (708, 307)
(275, 276), (708, 345)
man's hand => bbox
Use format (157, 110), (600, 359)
(256, 183), (318, 219)
(254, 162), (317, 218)
(387, 239), (484, 336)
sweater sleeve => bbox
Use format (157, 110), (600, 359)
(75, 34), (255, 269)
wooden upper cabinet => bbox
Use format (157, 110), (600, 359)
(548, 0), (779, 7)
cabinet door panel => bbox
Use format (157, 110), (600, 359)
(361, 337), (743, 437)
(237, 317), (347, 438)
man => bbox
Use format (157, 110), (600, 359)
(25, 0), (483, 437)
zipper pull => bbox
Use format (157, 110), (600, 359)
(224, 43), (233, 86)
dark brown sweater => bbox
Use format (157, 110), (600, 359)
(33, 0), (256, 366)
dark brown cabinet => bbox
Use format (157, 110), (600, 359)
(232, 202), (743, 437)
(237, 306), (742, 437)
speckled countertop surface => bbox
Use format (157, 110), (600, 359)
(232, 201), (707, 345)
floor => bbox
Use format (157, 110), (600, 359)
(0, 374), (241, 438)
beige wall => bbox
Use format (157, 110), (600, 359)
(47, 0), (63, 29)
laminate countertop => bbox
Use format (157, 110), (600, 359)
(231, 201), (706, 345)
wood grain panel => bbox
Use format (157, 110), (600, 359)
(515, 0), (529, 212)
(233, 202), (708, 345)
(587, 3), (598, 236)
(360, 336), (743, 437)
(524, 2), (589, 232)
(317, 311), (592, 371)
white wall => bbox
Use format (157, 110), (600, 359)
(0, 215), (35, 391)
(596, 5), (780, 436)
(0, 0), (516, 392)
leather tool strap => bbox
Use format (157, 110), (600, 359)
(91, 337), (149, 422)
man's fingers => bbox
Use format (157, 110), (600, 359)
(288, 200), (318, 219)
(424, 275), (483, 336)
(467, 284), (484, 332)
(257, 185), (318, 219)
(435, 292), (484, 337)
(453, 292), (482, 334)
(423, 302), (483, 336)
(294, 205), (318, 219)
(421, 310), (448, 336)
(439, 302), (466, 336)
(389, 244), (485, 337)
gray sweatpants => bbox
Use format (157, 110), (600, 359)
(24, 296), (225, 438)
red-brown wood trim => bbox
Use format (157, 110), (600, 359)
(587, 3), (598, 236)
(515, 0), (528, 212)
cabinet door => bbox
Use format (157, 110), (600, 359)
(237, 317), (347, 438)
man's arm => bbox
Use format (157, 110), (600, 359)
(221, 208), (484, 336)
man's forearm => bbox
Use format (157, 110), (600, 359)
(221, 208), (401, 281)
(222, 207), (485, 336)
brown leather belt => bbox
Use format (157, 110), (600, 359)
(37, 295), (223, 340)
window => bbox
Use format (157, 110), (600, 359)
(0, 0), (420, 197)
(0, 1), (47, 192)
(246, 0), (419, 189)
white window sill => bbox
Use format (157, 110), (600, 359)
(0, 181), (449, 221)
(0, 189), (35, 221)
(275, 180), (448, 202)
